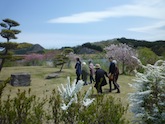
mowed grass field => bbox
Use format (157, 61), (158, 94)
(0, 66), (135, 123)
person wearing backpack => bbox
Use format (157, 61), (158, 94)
(108, 57), (120, 93)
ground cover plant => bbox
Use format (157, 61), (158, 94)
(0, 66), (133, 124)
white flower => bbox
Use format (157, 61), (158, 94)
(83, 98), (95, 107)
(128, 59), (165, 122)
(82, 87), (95, 107)
(58, 77), (95, 110)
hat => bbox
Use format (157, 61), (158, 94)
(95, 64), (101, 69)
(112, 60), (117, 64)
(82, 62), (86, 65)
(109, 56), (113, 59)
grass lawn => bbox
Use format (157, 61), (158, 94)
(0, 66), (135, 123)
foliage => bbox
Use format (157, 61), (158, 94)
(128, 58), (165, 124)
(137, 47), (158, 65)
(0, 79), (47, 124)
(1, 51), (21, 67)
(52, 77), (129, 124)
(104, 43), (138, 74)
(23, 53), (44, 66)
(0, 77), (129, 124)
(82, 42), (103, 52)
(58, 77), (95, 109)
(44, 50), (59, 61)
(16, 42), (33, 49)
(0, 42), (18, 50)
(117, 38), (165, 56)
(0, 18), (21, 71)
(53, 48), (74, 72)
(71, 38), (164, 56)
(0, 18), (20, 41)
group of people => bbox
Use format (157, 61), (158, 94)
(75, 58), (95, 85)
(75, 57), (120, 94)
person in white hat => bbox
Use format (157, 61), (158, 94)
(81, 62), (90, 85)
(109, 57), (120, 93)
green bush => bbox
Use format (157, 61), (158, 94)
(0, 88), (47, 124)
(0, 78), (129, 124)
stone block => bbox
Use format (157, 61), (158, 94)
(10, 72), (31, 86)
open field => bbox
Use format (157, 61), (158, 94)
(0, 66), (135, 123)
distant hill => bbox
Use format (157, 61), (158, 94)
(116, 38), (165, 56)
(71, 37), (165, 56)
(13, 38), (165, 56)
(13, 43), (45, 54)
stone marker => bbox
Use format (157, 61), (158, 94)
(45, 73), (59, 79)
(10, 72), (31, 86)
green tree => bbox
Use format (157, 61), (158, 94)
(0, 18), (21, 71)
(138, 47), (158, 65)
(54, 48), (74, 72)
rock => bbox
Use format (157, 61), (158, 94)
(10, 72), (31, 86)
(45, 73), (59, 79)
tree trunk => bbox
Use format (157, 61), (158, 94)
(0, 48), (8, 72)
(122, 60), (125, 74)
(59, 63), (64, 72)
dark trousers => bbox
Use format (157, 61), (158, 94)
(76, 73), (81, 84)
(97, 86), (102, 93)
(94, 82), (103, 93)
(90, 75), (95, 84)
(109, 80), (120, 92)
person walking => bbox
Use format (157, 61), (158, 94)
(75, 57), (81, 84)
(88, 60), (95, 84)
(112, 60), (120, 92)
(81, 62), (90, 85)
(94, 64), (108, 94)
(108, 57), (120, 93)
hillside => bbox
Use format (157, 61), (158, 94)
(12, 38), (165, 56)
(71, 38), (165, 56)
(13, 43), (45, 54)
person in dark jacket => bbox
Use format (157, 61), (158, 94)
(94, 64), (108, 94)
(75, 58), (81, 84)
(108, 57), (120, 93)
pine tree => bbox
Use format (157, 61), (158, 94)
(0, 18), (21, 71)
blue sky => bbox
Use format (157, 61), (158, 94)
(0, 0), (165, 49)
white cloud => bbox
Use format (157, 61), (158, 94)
(48, 11), (110, 23)
(47, 0), (165, 23)
(127, 21), (165, 41)
(46, 0), (165, 42)
(128, 21), (165, 33)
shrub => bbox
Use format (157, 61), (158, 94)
(129, 58), (165, 124)
(23, 53), (44, 66)
(49, 77), (129, 124)
(0, 88), (47, 124)
(0, 77), (129, 124)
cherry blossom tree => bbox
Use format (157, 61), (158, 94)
(24, 53), (44, 66)
(104, 43), (138, 74)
